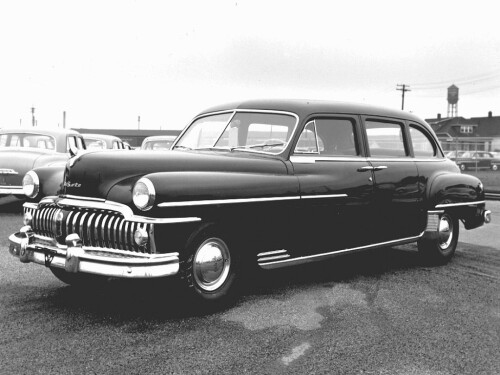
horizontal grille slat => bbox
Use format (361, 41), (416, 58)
(29, 206), (153, 254)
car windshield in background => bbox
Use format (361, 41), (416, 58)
(0, 133), (56, 150)
(85, 139), (107, 150)
(174, 111), (297, 154)
(142, 140), (174, 150)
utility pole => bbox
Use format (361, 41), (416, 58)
(138, 115), (141, 130)
(63, 111), (66, 128)
(31, 107), (35, 127)
(396, 84), (411, 110)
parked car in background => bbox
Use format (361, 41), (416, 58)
(444, 150), (465, 161)
(0, 128), (85, 201)
(8, 100), (490, 305)
(82, 133), (130, 150)
(454, 151), (496, 171)
(140, 135), (176, 150)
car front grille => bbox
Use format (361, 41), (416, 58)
(25, 204), (153, 253)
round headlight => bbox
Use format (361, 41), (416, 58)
(22, 171), (40, 198)
(132, 178), (155, 211)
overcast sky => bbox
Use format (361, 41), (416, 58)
(1, 0), (499, 130)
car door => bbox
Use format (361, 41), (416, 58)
(362, 117), (421, 243)
(290, 115), (375, 255)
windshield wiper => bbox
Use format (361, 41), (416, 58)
(194, 146), (230, 151)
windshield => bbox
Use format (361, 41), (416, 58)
(174, 111), (297, 154)
(0, 133), (56, 150)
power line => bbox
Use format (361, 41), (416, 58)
(410, 69), (500, 89)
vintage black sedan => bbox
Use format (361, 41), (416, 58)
(8, 100), (491, 303)
(0, 128), (85, 202)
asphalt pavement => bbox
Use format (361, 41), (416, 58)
(0, 202), (498, 374)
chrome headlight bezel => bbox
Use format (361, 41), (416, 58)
(22, 171), (40, 198)
(132, 177), (155, 211)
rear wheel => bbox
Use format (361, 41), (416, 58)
(459, 163), (466, 171)
(492, 164), (498, 171)
(418, 212), (459, 264)
(182, 227), (239, 304)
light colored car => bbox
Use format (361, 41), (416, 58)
(0, 128), (85, 199)
(82, 134), (130, 150)
(140, 135), (176, 150)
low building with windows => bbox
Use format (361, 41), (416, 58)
(426, 111), (500, 152)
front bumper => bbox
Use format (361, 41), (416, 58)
(9, 227), (179, 279)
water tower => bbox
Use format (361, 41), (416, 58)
(447, 84), (459, 117)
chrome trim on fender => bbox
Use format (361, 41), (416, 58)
(435, 200), (486, 209)
(0, 169), (19, 175)
(258, 233), (424, 270)
(0, 186), (24, 194)
(158, 194), (348, 207)
(33, 196), (201, 224)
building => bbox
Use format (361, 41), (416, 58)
(426, 111), (500, 152)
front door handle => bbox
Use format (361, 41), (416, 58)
(357, 166), (388, 172)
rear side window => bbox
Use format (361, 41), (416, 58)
(365, 120), (407, 158)
(294, 118), (358, 156)
(410, 126), (436, 158)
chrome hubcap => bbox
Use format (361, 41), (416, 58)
(193, 238), (230, 291)
(438, 215), (453, 250)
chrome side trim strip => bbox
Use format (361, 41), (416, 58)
(158, 196), (301, 207)
(435, 200), (486, 208)
(257, 249), (288, 257)
(158, 194), (347, 208)
(258, 233), (424, 270)
(301, 194), (348, 199)
(0, 187), (24, 194)
(0, 169), (19, 175)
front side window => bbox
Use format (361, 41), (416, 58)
(174, 111), (297, 154)
(365, 120), (407, 158)
(409, 126), (436, 158)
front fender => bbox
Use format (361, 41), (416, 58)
(28, 165), (66, 202)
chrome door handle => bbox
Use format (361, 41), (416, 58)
(357, 166), (388, 172)
(357, 166), (374, 172)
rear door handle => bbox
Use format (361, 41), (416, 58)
(372, 166), (388, 171)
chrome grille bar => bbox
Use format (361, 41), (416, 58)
(28, 206), (153, 254)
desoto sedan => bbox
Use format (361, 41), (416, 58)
(8, 100), (491, 304)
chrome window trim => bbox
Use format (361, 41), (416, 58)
(157, 193), (348, 208)
(435, 200), (486, 209)
(290, 155), (447, 164)
(172, 109), (300, 156)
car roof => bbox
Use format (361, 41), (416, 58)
(82, 133), (121, 141)
(143, 135), (176, 141)
(0, 127), (81, 137)
(198, 99), (428, 125)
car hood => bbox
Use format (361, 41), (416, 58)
(63, 150), (289, 200)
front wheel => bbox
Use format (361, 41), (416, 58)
(182, 228), (239, 304)
(459, 163), (466, 171)
(418, 212), (459, 264)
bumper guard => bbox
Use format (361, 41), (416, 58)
(9, 226), (179, 279)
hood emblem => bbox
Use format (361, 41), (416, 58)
(63, 181), (81, 188)
(0, 169), (18, 175)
